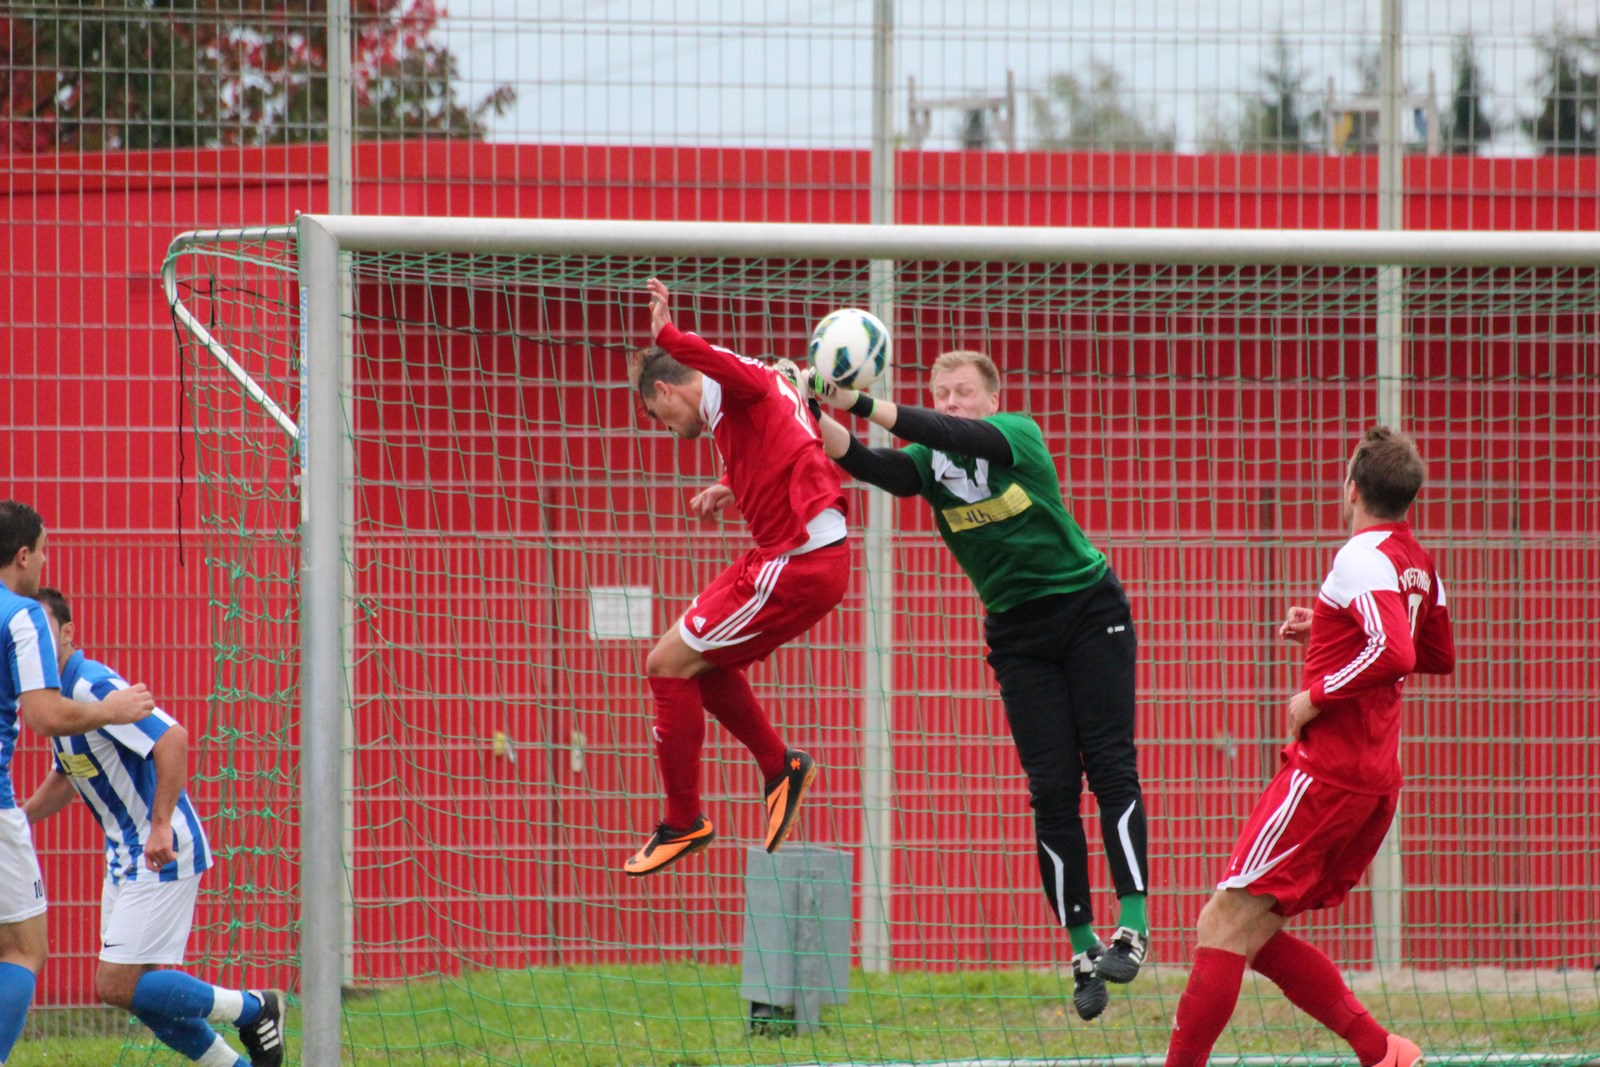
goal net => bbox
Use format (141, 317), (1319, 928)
(164, 219), (1600, 1067)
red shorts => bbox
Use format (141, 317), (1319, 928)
(677, 541), (849, 669)
(1217, 763), (1397, 917)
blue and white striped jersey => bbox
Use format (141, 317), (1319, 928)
(1, 587), (61, 810)
(53, 651), (211, 883)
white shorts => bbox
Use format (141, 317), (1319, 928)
(99, 875), (200, 965)
(0, 808), (47, 924)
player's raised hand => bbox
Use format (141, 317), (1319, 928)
(802, 368), (857, 411)
(647, 277), (673, 339)
(102, 683), (156, 724)
(1279, 605), (1313, 645)
(688, 482), (735, 521)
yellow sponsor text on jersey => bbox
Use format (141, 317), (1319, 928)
(58, 751), (99, 779)
(941, 482), (1032, 532)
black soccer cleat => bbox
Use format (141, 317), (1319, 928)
(239, 989), (285, 1067)
(1096, 926), (1148, 984)
(1072, 941), (1108, 1021)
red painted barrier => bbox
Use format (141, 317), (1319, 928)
(2, 142), (1595, 1003)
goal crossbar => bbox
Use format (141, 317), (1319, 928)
(296, 215), (1600, 265)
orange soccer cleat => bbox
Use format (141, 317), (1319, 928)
(623, 816), (716, 877)
(762, 750), (818, 852)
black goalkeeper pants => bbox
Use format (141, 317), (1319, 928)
(983, 569), (1147, 931)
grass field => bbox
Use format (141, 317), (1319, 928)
(13, 964), (1599, 1066)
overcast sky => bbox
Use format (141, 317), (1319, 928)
(436, 1), (1597, 154)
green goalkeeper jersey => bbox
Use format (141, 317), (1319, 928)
(903, 412), (1106, 613)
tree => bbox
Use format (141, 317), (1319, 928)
(1, 0), (514, 152)
(959, 107), (991, 151)
(1443, 35), (1495, 155)
(1031, 59), (1174, 151)
(1522, 33), (1599, 156)
(1235, 35), (1317, 153)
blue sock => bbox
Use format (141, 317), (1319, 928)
(235, 992), (262, 1027)
(130, 1008), (227, 1061)
(131, 971), (226, 1060)
(132, 970), (216, 1019)
(0, 962), (37, 1062)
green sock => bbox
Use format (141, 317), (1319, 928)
(1067, 923), (1100, 955)
(1117, 892), (1149, 937)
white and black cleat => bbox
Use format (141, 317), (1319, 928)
(1072, 940), (1109, 1021)
(1096, 926), (1148, 984)
(239, 989), (285, 1067)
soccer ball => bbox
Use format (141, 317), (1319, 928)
(808, 308), (891, 390)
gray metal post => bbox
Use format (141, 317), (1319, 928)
(325, 0), (358, 991)
(858, 0), (896, 975)
(327, 0), (353, 218)
(1370, 0), (1406, 973)
(1376, 0), (1406, 423)
(297, 216), (348, 1065)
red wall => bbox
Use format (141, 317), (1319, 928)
(3, 142), (1597, 1003)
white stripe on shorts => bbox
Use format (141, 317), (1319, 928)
(695, 556), (788, 647)
(1222, 769), (1314, 888)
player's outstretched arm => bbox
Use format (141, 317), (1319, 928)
(646, 277), (673, 339)
(805, 382), (922, 496)
(815, 410), (854, 460)
(20, 770), (75, 825)
(17, 683), (155, 737)
(809, 372), (902, 432)
(144, 725), (189, 870)
(809, 371), (1013, 463)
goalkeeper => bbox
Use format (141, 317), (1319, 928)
(809, 353), (1147, 1021)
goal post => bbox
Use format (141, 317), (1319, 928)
(165, 217), (1600, 1067)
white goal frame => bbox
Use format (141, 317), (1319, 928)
(166, 217), (1600, 1067)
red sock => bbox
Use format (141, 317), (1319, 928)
(1165, 947), (1246, 1067)
(696, 667), (787, 781)
(1252, 932), (1390, 1066)
(648, 676), (704, 830)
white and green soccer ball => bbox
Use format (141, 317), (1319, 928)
(808, 308), (891, 390)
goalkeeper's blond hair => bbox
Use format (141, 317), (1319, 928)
(930, 350), (1002, 393)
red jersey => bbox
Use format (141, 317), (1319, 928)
(657, 324), (847, 554)
(1286, 521), (1455, 794)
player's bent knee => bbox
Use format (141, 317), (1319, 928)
(1195, 894), (1231, 947)
(0, 916), (50, 973)
(1197, 888), (1275, 952)
(94, 964), (142, 1010)
(1027, 783), (1084, 816)
(1085, 776), (1142, 807)
(645, 629), (708, 679)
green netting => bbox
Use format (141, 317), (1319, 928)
(138, 228), (1600, 1067)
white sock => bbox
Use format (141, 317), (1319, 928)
(206, 988), (245, 1024)
(196, 1033), (242, 1066)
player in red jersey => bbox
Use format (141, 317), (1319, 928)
(620, 278), (849, 877)
(1165, 426), (1455, 1067)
